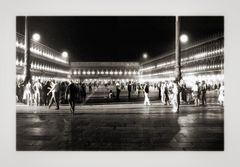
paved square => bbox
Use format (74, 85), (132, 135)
(16, 103), (224, 151)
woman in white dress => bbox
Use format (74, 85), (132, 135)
(23, 81), (32, 106)
(144, 82), (151, 106)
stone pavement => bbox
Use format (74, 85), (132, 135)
(16, 103), (224, 151)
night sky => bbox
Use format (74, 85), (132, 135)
(16, 16), (223, 62)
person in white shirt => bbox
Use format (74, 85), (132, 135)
(192, 81), (200, 106)
(161, 82), (166, 103)
(144, 82), (151, 106)
(33, 79), (42, 106)
(47, 80), (60, 110)
(172, 80), (180, 113)
(23, 81), (32, 106)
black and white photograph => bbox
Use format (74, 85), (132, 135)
(15, 16), (224, 151)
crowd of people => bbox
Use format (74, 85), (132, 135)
(16, 78), (224, 114)
(16, 79), (88, 108)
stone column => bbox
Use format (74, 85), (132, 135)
(175, 16), (181, 81)
(23, 16), (31, 84)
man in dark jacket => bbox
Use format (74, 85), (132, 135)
(127, 81), (132, 100)
(65, 80), (77, 114)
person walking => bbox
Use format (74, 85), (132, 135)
(127, 81), (132, 100)
(48, 80), (60, 110)
(81, 83), (87, 103)
(33, 79), (42, 106)
(164, 81), (170, 105)
(144, 82), (151, 106)
(192, 81), (200, 106)
(201, 80), (207, 106)
(161, 82), (166, 103)
(23, 81), (32, 106)
(172, 80), (180, 113)
(116, 82), (121, 100)
(157, 82), (162, 101)
(89, 82), (92, 93)
(65, 80), (77, 114)
(137, 83), (141, 97)
(42, 81), (50, 106)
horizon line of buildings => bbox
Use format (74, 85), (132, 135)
(16, 33), (224, 86)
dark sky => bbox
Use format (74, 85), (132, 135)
(16, 16), (223, 62)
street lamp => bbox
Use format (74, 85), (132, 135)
(62, 51), (68, 58)
(180, 34), (188, 43)
(32, 33), (40, 42)
(143, 53), (148, 59)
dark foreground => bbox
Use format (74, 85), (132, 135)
(17, 103), (224, 151)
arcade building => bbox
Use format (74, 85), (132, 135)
(70, 62), (140, 84)
(16, 33), (224, 86)
(139, 34), (224, 87)
(16, 33), (70, 82)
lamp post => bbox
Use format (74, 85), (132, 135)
(23, 16), (31, 85)
(175, 16), (181, 82)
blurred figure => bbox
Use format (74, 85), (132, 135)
(16, 79), (24, 103)
(89, 82), (92, 93)
(65, 80), (77, 114)
(81, 83), (87, 103)
(172, 80), (180, 113)
(33, 79), (42, 106)
(42, 81), (50, 106)
(127, 81), (132, 100)
(192, 81), (200, 106)
(121, 82), (125, 90)
(181, 83), (187, 104)
(137, 83), (141, 97)
(116, 82), (121, 100)
(164, 81), (170, 105)
(108, 90), (113, 99)
(161, 82), (166, 103)
(133, 82), (137, 92)
(23, 81), (32, 106)
(218, 82), (224, 106)
(48, 80), (60, 110)
(201, 80), (207, 106)
(157, 82), (162, 101)
(144, 82), (151, 106)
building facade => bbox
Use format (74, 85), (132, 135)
(70, 62), (140, 83)
(16, 33), (70, 81)
(139, 34), (224, 86)
(16, 33), (224, 86)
